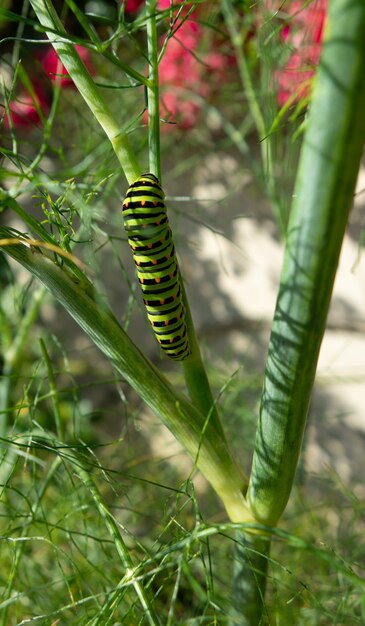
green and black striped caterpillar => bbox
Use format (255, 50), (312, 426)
(122, 173), (190, 361)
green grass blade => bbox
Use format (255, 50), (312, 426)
(73, 459), (162, 626)
(247, 0), (365, 526)
(0, 286), (45, 440)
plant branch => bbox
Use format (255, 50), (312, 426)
(146, 0), (161, 179)
(247, 0), (365, 526)
(29, 0), (140, 183)
(0, 230), (251, 523)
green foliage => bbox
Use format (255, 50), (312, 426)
(1, 440), (365, 623)
(1, 1), (365, 624)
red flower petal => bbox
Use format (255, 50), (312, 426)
(41, 44), (93, 87)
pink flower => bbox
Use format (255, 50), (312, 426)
(41, 44), (93, 87)
(3, 86), (50, 129)
(272, 0), (327, 106)
(123, 0), (144, 13)
(160, 91), (201, 130)
(276, 49), (319, 106)
(158, 14), (203, 129)
(157, 5), (233, 130)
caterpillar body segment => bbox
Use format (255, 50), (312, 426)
(122, 173), (190, 361)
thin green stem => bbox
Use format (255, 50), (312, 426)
(221, 0), (285, 234)
(39, 338), (64, 440)
(221, 0), (265, 139)
(64, 0), (102, 48)
(12, 70), (62, 192)
(9, 342), (160, 624)
(0, 456), (62, 626)
(74, 460), (162, 626)
(146, 0), (161, 179)
(29, 0), (140, 184)
(180, 284), (228, 445)
(144, 2), (228, 448)
(0, 287), (46, 439)
(100, 48), (148, 86)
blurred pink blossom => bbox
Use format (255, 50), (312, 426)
(157, 5), (232, 130)
(3, 86), (50, 129)
(3, 43), (94, 131)
(272, 0), (327, 105)
(41, 44), (93, 87)
(161, 91), (201, 130)
(124, 0), (144, 13)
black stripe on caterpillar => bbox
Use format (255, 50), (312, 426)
(122, 173), (190, 361)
